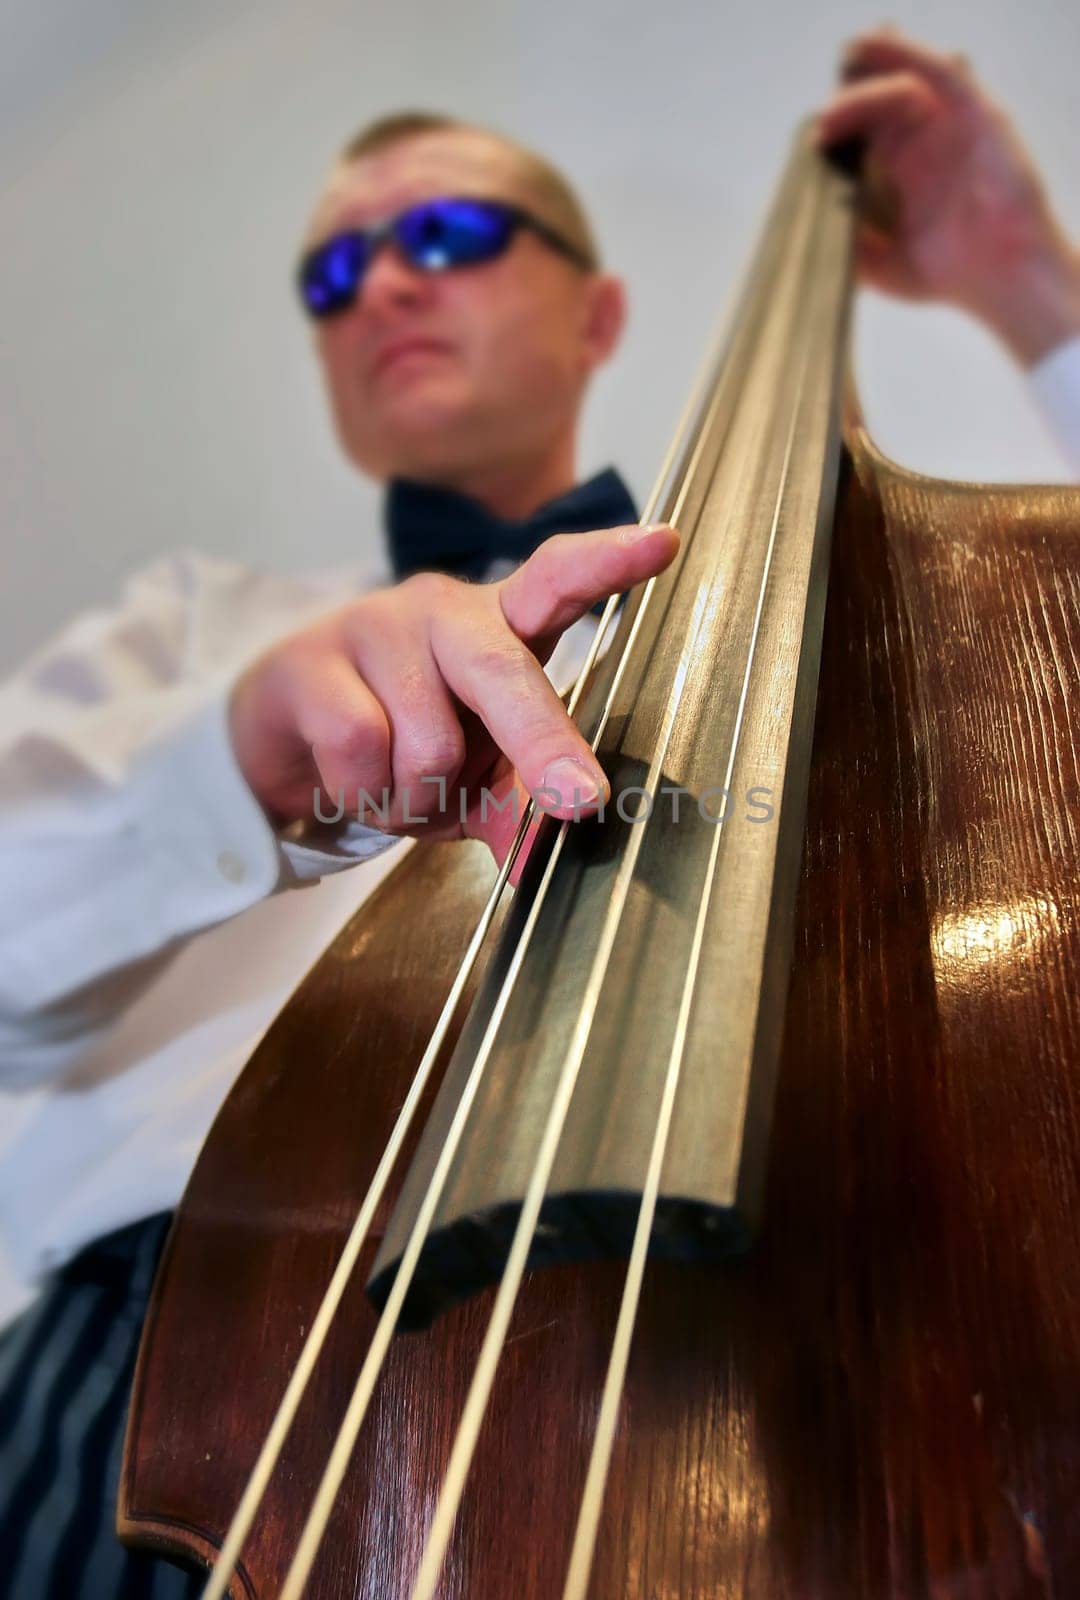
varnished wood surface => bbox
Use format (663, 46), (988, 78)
(121, 428), (1080, 1598)
(117, 838), (509, 1594)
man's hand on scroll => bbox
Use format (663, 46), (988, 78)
(817, 24), (1080, 365)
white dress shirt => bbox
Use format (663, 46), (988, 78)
(2, 347), (1078, 1329)
(1029, 335), (1080, 472)
(0, 544), (597, 1326)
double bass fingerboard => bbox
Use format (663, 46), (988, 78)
(369, 136), (858, 1327)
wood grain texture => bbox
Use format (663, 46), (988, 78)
(120, 427), (1080, 1598)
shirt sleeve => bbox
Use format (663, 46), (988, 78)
(1028, 334), (1080, 477)
(0, 549), (396, 1087)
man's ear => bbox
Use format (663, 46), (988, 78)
(580, 273), (628, 370)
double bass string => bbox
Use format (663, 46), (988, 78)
(203, 332), (726, 1600)
(562, 318), (820, 1600)
(206, 612), (600, 1600)
(564, 150), (849, 1595)
(280, 524), (690, 1600)
(276, 323), (745, 1600)
(280, 816), (574, 1599)
(563, 160), (845, 1597)
(279, 584), (664, 1600)
(203, 602), (620, 1600)
(409, 570), (718, 1600)
(199, 785), (530, 1600)
(408, 162), (827, 1600)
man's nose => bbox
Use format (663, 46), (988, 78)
(358, 241), (434, 316)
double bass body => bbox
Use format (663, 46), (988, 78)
(119, 142), (1080, 1598)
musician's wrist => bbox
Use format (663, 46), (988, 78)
(971, 232), (1080, 368)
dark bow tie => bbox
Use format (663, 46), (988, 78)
(385, 468), (639, 583)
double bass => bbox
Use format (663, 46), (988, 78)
(118, 130), (1080, 1597)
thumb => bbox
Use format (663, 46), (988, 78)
(498, 522), (679, 646)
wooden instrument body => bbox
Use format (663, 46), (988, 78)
(120, 427), (1080, 1597)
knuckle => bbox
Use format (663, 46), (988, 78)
(401, 570), (460, 611)
(346, 590), (384, 630)
(538, 530), (576, 563)
(333, 708), (388, 767)
(392, 667), (465, 774)
(272, 634), (316, 679)
(393, 658), (432, 708)
(518, 717), (566, 759)
(524, 532), (570, 583)
(401, 722), (465, 781)
(470, 637), (530, 688)
(524, 537), (579, 609)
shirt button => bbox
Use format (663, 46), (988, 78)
(217, 850), (247, 884)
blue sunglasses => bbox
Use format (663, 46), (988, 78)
(297, 195), (592, 320)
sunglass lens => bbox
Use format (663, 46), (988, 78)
(300, 232), (369, 317)
(396, 198), (515, 271)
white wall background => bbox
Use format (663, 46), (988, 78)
(2, 0), (1077, 673)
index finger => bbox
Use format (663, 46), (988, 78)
(815, 71), (941, 149)
(839, 26), (972, 99)
(498, 522), (679, 645)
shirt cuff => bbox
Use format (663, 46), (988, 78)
(1028, 334), (1080, 477)
(134, 689), (287, 937)
(0, 691), (286, 1021)
(140, 692), (399, 903)
(277, 817), (400, 882)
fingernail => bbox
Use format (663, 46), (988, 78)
(542, 756), (605, 809)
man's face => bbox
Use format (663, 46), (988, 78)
(302, 129), (625, 485)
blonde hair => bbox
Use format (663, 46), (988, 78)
(337, 111), (600, 270)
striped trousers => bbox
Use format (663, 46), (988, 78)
(0, 1214), (202, 1599)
